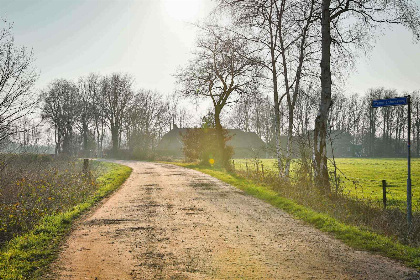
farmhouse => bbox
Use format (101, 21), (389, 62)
(268, 130), (357, 158)
(156, 127), (266, 158)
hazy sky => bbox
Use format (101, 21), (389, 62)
(1, 0), (420, 97)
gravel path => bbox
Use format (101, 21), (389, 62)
(49, 161), (419, 279)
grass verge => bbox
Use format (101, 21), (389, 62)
(170, 162), (420, 270)
(0, 161), (132, 280)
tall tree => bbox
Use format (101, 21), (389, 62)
(313, 0), (420, 189)
(276, 0), (317, 176)
(176, 24), (260, 167)
(125, 89), (169, 158)
(0, 20), (38, 146)
(219, 0), (286, 174)
(42, 79), (79, 155)
(77, 74), (100, 156)
(219, 0), (319, 176)
(102, 73), (134, 154)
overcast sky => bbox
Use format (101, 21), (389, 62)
(1, 0), (420, 97)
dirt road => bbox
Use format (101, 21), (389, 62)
(49, 161), (419, 279)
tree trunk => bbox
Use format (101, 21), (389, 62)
(62, 123), (72, 155)
(55, 125), (59, 155)
(271, 51), (284, 177)
(416, 102), (419, 157)
(285, 107), (294, 176)
(111, 123), (119, 154)
(63, 135), (69, 155)
(214, 105), (227, 167)
(95, 123), (101, 157)
(82, 115), (89, 156)
(369, 106), (376, 157)
(314, 0), (332, 191)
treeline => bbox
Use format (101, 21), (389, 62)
(329, 89), (420, 157)
(40, 73), (187, 159)
(226, 87), (420, 158)
(0, 20), (194, 158)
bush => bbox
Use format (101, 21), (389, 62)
(104, 147), (156, 161)
(0, 154), (101, 246)
(181, 128), (233, 167)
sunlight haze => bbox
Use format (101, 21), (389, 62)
(1, 0), (419, 96)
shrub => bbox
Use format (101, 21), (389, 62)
(0, 154), (102, 246)
(181, 128), (233, 167)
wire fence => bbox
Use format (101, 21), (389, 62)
(230, 158), (420, 246)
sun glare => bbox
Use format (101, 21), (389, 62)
(161, 0), (202, 22)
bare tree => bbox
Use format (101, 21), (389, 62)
(275, 0), (318, 176)
(125, 89), (169, 158)
(219, 0), (286, 173)
(314, 0), (420, 189)
(219, 0), (319, 176)
(42, 79), (79, 155)
(176, 24), (260, 166)
(102, 73), (134, 154)
(412, 91), (420, 157)
(86, 74), (106, 157)
(77, 74), (100, 156)
(0, 20), (38, 146)
(227, 89), (261, 132)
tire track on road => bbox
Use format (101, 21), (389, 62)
(49, 161), (419, 279)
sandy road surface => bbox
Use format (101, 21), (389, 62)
(49, 161), (419, 279)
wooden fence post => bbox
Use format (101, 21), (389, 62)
(382, 180), (387, 209)
(83, 159), (90, 174)
(261, 164), (264, 179)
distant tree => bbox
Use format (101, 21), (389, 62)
(227, 91), (276, 145)
(412, 92), (420, 157)
(86, 74), (107, 157)
(167, 92), (185, 130)
(0, 20), (38, 146)
(228, 91), (258, 133)
(102, 73), (134, 154)
(125, 89), (169, 159)
(176, 24), (260, 167)
(42, 79), (79, 155)
(77, 74), (100, 156)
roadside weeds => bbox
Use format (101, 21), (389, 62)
(0, 161), (132, 280)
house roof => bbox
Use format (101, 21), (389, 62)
(156, 128), (265, 152)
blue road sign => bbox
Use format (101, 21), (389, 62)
(371, 95), (413, 226)
(372, 97), (408, 108)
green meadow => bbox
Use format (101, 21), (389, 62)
(233, 158), (420, 211)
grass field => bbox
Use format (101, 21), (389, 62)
(233, 158), (420, 211)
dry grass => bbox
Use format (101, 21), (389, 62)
(231, 159), (420, 247)
(233, 158), (420, 211)
(0, 154), (104, 246)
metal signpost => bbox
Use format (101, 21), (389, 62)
(372, 96), (412, 227)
